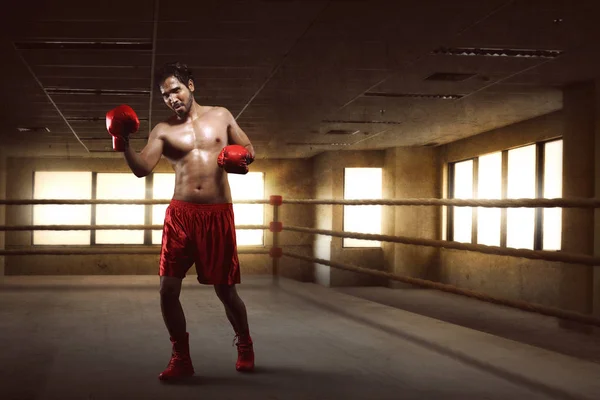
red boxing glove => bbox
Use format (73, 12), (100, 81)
(217, 145), (254, 174)
(106, 105), (140, 151)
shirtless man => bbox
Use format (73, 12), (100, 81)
(105, 62), (255, 381)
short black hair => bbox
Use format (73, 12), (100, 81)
(154, 62), (194, 89)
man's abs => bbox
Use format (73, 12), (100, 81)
(169, 150), (232, 204)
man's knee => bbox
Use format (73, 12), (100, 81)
(214, 284), (237, 303)
(160, 276), (183, 298)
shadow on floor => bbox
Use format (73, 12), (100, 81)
(334, 286), (600, 365)
(281, 285), (591, 400)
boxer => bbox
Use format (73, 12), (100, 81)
(106, 61), (255, 380)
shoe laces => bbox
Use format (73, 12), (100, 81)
(168, 351), (189, 367)
(166, 357), (179, 369)
(232, 334), (253, 353)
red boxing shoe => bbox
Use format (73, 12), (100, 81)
(234, 333), (255, 372)
(159, 332), (195, 381)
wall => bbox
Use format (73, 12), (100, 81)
(262, 158), (315, 281)
(4, 93), (597, 311)
(3, 156), (315, 281)
(438, 110), (574, 309)
(312, 150), (387, 287)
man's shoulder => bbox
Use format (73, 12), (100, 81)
(207, 106), (233, 118)
(150, 120), (174, 138)
(158, 115), (184, 127)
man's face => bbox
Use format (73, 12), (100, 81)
(160, 76), (194, 117)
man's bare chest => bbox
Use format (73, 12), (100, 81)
(164, 119), (229, 155)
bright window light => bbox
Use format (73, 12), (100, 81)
(343, 168), (382, 248)
(33, 172), (92, 245)
(228, 172), (264, 246)
(477, 152), (501, 246)
(96, 173), (145, 244)
(507, 144), (536, 249)
(543, 140), (562, 250)
(453, 160), (473, 243)
(152, 173), (175, 245)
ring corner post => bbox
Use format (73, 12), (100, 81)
(269, 195), (283, 286)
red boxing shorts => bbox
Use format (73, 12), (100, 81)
(159, 200), (240, 285)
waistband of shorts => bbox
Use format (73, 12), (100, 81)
(168, 199), (233, 211)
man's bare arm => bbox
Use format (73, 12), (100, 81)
(224, 108), (255, 159)
(124, 124), (165, 177)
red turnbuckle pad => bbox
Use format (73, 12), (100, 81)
(269, 247), (283, 258)
(269, 195), (283, 206)
(269, 222), (283, 232)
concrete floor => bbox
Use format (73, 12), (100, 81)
(1, 275), (599, 400)
(336, 285), (600, 364)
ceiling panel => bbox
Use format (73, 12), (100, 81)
(447, 0), (600, 50)
(0, 0), (597, 159)
(12, 22), (154, 40)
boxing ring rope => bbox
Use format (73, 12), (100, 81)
(280, 252), (600, 328)
(1, 197), (599, 207)
(280, 197), (600, 208)
(0, 199), (270, 205)
(269, 195), (600, 328)
(0, 225), (269, 231)
(2, 195), (600, 326)
(281, 226), (600, 266)
(0, 224), (269, 255)
(0, 249), (271, 256)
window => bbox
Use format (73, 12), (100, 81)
(96, 173), (146, 244)
(229, 172), (265, 246)
(448, 139), (562, 251)
(452, 160), (473, 244)
(33, 172), (92, 245)
(477, 152), (502, 246)
(542, 140), (563, 250)
(32, 171), (265, 247)
(343, 168), (382, 247)
(152, 173), (176, 245)
(506, 145), (536, 249)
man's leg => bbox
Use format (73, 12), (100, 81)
(160, 276), (187, 339)
(214, 284), (254, 371)
(214, 284), (250, 335)
(158, 276), (194, 380)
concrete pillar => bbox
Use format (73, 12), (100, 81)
(594, 78), (600, 316)
(561, 81), (595, 316)
(313, 153), (333, 286)
(390, 147), (441, 287)
(0, 149), (5, 277)
(382, 149), (397, 276)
